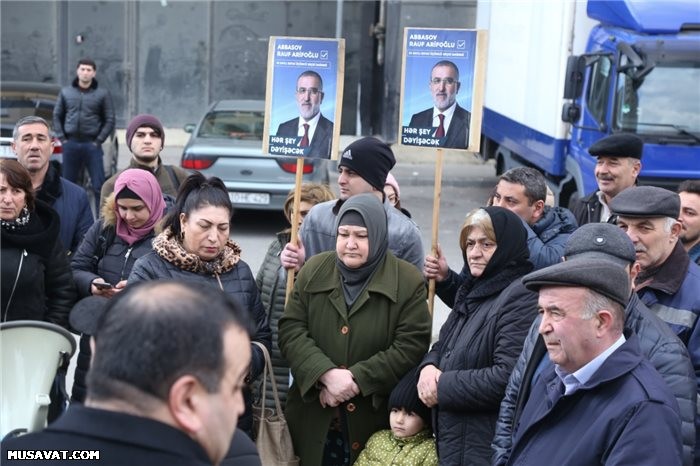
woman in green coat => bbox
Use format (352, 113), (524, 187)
(279, 193), (432, 466)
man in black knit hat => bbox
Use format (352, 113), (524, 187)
(99, 114), (190, 209)
(281, 136), (424, 271)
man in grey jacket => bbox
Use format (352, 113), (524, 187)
(492, 222), (696, 465)
(53, 57), (115, 209)
(280, 137), (424, 272)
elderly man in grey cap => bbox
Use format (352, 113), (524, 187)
(496, 258), (682, 466)
(611, 184), (700, 458)
(570, 133), (643, 225)
(493, 222), (696, 466)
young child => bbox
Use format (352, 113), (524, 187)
(355, 368), (438, 465)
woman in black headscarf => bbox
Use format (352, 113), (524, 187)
(279, 193), (432, 466)
(417, 206), (538, 465)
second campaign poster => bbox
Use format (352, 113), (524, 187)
(399, 28), (487, 153)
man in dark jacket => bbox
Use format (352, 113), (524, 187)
(500, 259), (682, 465)
(493, 222), (696, 465)
(425, 167), (577, 307)
(569, 133), (643, 225)
(12, 116), (93, 254)
(53, 58), (115, 210)
(611, 185), (700, 460)
(100, 114), (189, 209)
(1, 281), (260, 466)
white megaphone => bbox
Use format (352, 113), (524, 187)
(1, 320), (76, 439)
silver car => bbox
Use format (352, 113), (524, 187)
(181, 99), (330, 211)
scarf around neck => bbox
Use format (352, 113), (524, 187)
(153, 227), (241, 275)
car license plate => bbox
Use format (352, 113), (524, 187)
(229, 192), (270, 205)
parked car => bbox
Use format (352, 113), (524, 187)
(181, 99), (330, 211)
(0, 81), (119, 180)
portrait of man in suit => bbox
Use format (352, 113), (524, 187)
(276, 70), (334, 159)
(409, 60), (471, 149)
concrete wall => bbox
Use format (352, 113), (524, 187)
(1, 0), (475, 141)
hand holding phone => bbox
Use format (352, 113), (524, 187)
(93, 281), (114, 290)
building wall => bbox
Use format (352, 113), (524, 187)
(1, 0), (475, 140)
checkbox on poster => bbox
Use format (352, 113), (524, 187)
(321, 50), (329, 59)
(457, 40), (466, 49)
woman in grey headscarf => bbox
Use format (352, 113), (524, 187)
(279, 193), (432, 466)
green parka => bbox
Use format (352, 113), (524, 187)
(279, 250), (431, 465)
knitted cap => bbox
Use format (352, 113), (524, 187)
(385, 172), (400, 199)
(389, 368), (431, 426)
(338, 137), (396, 192)
(126, 114), (165, 151)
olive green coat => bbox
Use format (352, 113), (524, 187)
(279, 251), (431, 466)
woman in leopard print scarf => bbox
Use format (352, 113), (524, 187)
(128, 172), (271, 438)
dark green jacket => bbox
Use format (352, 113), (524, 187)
(279, 251), (431, 466)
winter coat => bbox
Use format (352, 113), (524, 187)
(36, 161), (93, 254)
(254, 231), (292, 410)
(636, 241), (700, 458)
(354, 429), (438, 466)
(53, 77), (115, 144)
(493, 292), (697, 466)
(570, 190), (605, 226)
(300, 198), (425, 271)
(421, 269), (538, 466)
(1, 200), (76, 327)
(69, 197), (157, 402)
(128, 248), (272, 435)
(100, 158), (190, 209)
(504, 334), (682, 466)
(278, 251), (432, 466)
(525, 205), (578, 270)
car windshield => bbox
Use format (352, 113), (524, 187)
(197, 110), (264, 140)
(614, 61), (700, 139)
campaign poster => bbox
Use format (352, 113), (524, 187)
(399, 28), (487, 153)
(263, 36), (345, 160)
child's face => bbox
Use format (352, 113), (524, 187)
(390, 407), (426, 438)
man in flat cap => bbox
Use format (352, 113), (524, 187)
(281, 137), (424, 271)
(678, 179), (700, 265)
(611, 185), (700, 457)
(497, 259), (682, 465)
(570, 133), (643, 225)
(493, 222), (696, 466)
(1, 280), (261, 466)
(99, 114), (190, 209)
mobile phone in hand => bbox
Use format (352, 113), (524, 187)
(93, 282), (114, 290)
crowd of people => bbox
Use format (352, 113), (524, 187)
(1, 60), (700, 466)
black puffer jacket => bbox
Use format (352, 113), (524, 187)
(69, 198), (157, 402)
(129, 248), (272, 435)
(53, 77), (115, 144)
(1, 200), (76, 327)
(255, 230), (292, 410)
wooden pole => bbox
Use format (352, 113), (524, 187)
(428, 148), (444, 317)
(285, 157), (305, 302)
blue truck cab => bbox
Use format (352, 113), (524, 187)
(478, 0), (700, 206)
